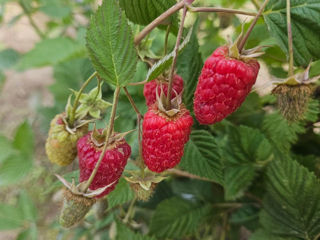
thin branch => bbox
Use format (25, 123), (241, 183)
(123, 196), (137, 223)
(128, 80), (148, 86)
(189, 7), (257, 17)
(18, 0), (45, 39)
(287, 0), (294, 76)
(166, 4), (188, 109)
(83, 86), (121, 192)
(123, 87), (143, 119)
(251, 0), (260, 10)
(238, 0), (270, 52)
(167, 168), (218, 183)
(164, 24), (171, 55)
(134, 0), (185, 46)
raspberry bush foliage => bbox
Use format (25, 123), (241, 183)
(1, 0), (320, 239)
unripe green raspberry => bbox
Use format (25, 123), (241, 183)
(272, 84), (312, 122)
(45, 113), (88, 166)
(59, 189), (96, 228)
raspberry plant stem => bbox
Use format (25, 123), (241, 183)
(18, 0), (45, 39)
(134, 1), (185, 45)
(123, 196), (137, 223)
(164, 24), (171, 56)
(166, 4), (188, 109)
(287, 0), (294, 77)
(251, 0), (260, 10)
(123, 87), (145, 176)
(238, 0), (270, 52)
(123, 87), (143, 119)
(189, 7), (257, 17)
(83, 86), (121, 193)
(69, 71), (98, 127)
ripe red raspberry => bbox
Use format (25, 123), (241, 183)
(194, 46), (260, 125)
(143, 74), (184, 106)
(77, 130), (131, 198)
(142, 104), (193, 173)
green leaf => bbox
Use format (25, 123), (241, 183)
(0, 154), (33, 186)
(0, 71), (5, 91)
(261, 98), (319, 154)
(149, 197), (212, 238)
(0, 135), (15, 164)
(13, 121), (34, 156)
(260, 157), (320, 239)
(116, 221), (156, 240)
(0, 48), (20, 70)
(250, 229), (299, 240)
(17, 37), (86, 70)
(0, 203), (24, 230)
(39, 0), (71, 19)
(18, 190), (37, 222)
(146, 26), (193, 82)
(263, 0), (320, 67)
(119, 0), (178, 34)
(107, 178), (134, 209)
(224, 126), (273, 200)
(52, 58), (94, 106)
(86, 0), (137, 86)
(179, 130), (223, 185)
(177, 18), (203, 110)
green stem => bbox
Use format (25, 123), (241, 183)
(69, 71), (97, 127)
(18, 1), (45, 39)
(134, 1), (185, 45)
(251, 0), (260, 10)
(166, 5), (188, 109)
(123, 196), (137, 223)
(238, 0), (270, 52)
(93, 76), (102, 102)
(83, 86), (121, 193)
(287, 0), (294, 77)
(123, 87), (143, 119)
(219, 214), (228, 240)
(164, 24), (171, 56)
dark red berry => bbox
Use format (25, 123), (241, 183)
(143, 75), (184, 106)
(77, 130), (131, 198)
(194, 46), (260, 125)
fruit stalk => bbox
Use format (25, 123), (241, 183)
(189, 7), (257, 16)
(69, 71), (98, 126)
(166, 4), (188, 109)
(287, 0), (294, 77)
(123, 196), (137, 223)
(123, 87), (143, 119)
(83, 86), (120, 192)
(237, 0), (270, 52)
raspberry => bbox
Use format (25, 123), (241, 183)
(77, 130), (131, 198)
(143, 74), (184, 106)
(272, 84), (312, 122)
(193, 46), (260, 125)
(142, 103), (193, 173)
(59, 189), (96, 228)
(45, 113), (88, 166)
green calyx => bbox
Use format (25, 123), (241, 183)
(228, 26), (265, 60)
(65, 82), (112, 129)
(125, 168), (166, 201)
